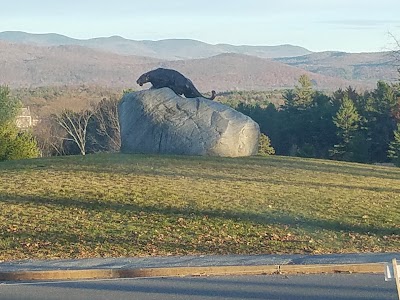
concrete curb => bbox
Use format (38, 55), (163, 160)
(0, 263), (385, 282)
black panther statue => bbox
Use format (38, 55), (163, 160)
(137, 68), (216, 100)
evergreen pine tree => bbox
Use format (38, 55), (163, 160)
(0, 85), (40, 161)
(283, 74), (314, 110)
(0, 86), (20, 126)
(362, 81), (399, 162)
(330, 95), (361, 160)
(258, 133), (275, 156)
(388, 123), (400, 166)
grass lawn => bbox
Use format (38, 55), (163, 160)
(0, 153), (399, 261)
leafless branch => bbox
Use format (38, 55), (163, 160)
(55, 109), (95, 155)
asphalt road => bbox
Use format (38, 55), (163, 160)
(1, 274), (397, 300)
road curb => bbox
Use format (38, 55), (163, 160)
(0, 263), (385, 282)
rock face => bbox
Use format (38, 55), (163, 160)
(118, 88), (260, 157)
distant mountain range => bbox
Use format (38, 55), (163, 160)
(0, 31), (312, 60)
(276, 51), (397, 84)
(0, 31), (398, 91)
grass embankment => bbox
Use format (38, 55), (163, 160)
(0, 154), (399, 261)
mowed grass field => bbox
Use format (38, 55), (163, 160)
(0, 153), (399, 261)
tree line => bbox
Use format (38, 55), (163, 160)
(1, 76), (400, 167)
(235, 75), (400, 166)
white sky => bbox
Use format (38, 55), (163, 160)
(1, 0), (400, 52)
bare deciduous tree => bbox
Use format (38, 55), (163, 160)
(33, 117), (66, 156)
(388, 32), (400, 74)
(55, 109), (95, 155)
(90, 98), (121, 152)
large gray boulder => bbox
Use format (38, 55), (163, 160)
(118, 88), (260, 157)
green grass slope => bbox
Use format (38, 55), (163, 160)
(0, 154), (399, 261)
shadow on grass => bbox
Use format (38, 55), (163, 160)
(3, 154), (400, 180)
(9, 158), (398, 194)
(122, 154), (400, 181)
(68, 165), (400, 196)
(1, 192), (398, 238)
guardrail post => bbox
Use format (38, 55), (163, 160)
(393, 259), (400, 300)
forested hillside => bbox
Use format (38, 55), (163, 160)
(0, 41), (386, 91)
